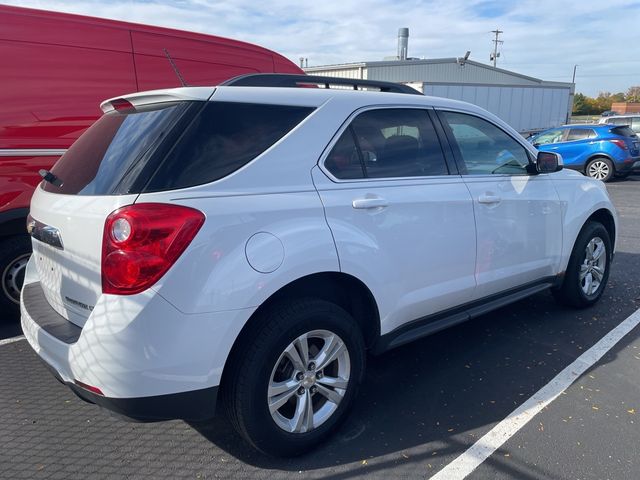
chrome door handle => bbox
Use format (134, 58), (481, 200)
(478, 194), (501, 204)
(352, 198), (389, 209)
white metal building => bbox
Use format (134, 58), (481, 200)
(304, 58), (574, 134)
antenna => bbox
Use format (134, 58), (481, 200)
(490, 29), (503, 67)
(163, 49), (188, 87)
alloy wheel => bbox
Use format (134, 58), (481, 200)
(587, 161), (610, 180)
(579, 237), (606, 296)
(267, 329), (351, 434)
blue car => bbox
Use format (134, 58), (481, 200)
(530, 124), (640, 182)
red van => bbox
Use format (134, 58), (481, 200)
(0, 5), (303, 313)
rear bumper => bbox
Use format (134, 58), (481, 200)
(615, 156), (640, 173)
(20, 256), (254, 421)
(40, 357), (218, 422)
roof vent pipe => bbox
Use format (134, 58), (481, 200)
(397, 28), (409, 60)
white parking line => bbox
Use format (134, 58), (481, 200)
(430, 307), (640, 480)
(0, 335), (25, 346)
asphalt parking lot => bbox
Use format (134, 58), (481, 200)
(1, 176), (639, 480)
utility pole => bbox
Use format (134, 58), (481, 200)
(490, 29), (503, 67)
(572, 64), (578, 83)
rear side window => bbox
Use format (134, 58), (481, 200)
(145, 102), (314, 191)
(43, 102), (195, 195)
(610, 117), (630, 125)
(324, 108), (448, 180)
(566, 129), (596, 141)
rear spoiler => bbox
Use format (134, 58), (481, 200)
(100, 87), (215, 113)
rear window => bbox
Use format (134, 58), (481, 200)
(43, 102), (196, 195)
(611, 126), (637, 138)
(43, 101), (314, 195)
(144, 102), (314, 191)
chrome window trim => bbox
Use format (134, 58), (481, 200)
(0, 149), (67, 157)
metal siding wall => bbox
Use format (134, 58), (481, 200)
(366, 63), (538, 85)
(306, 68), (365, 79)
(424, 84), (571, 132)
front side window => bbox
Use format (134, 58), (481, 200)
(440, 111), (531, 175)
(324, 108), (448, 180)
(532, 129), (564, 146)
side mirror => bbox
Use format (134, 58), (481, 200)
(536, 151), (563, 174)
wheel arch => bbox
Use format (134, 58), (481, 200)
(587, 208), (616, 246)
(220, 271), (380, 392)
(0, 207), (29, 238)
(584, 154), (615, 174)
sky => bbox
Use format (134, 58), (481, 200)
(7, 0), (640, 96)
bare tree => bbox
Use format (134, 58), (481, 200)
(626, 86), (640, 103)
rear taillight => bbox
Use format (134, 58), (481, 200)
(610, 139), (628, 150)
(102, 203), (205, 295)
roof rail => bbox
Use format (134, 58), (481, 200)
(220, 73), (423, 95)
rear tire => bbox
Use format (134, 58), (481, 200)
(0, 235), (31, 318)
(553, 221), (611, 308)
(585, 157), (614, 182)
(223, 298), (365, 457)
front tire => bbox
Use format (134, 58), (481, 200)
(224, 298), (366, 456)
(553, 221), (611, 308)
(586, 157), (614, 182)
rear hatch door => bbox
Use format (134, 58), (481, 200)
(29, 93), (206, 327)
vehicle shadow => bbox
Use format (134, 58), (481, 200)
(188, 250), (640, 475)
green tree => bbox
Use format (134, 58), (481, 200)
(573, 92), (588, 114)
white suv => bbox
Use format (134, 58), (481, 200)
(21, 74), (617, 456)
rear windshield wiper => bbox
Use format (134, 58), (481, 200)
(39, 169), (64, 188)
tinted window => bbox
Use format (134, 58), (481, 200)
(325, 128), (365, 180)
(532, 129), (564, 145)
(440, 111), (530, 175)
(43, 102), (195, 195)
(566, 129), (595, 141)
(146, 102), (314, 191)
(341, 109), (447, 178)
(610, 117), (629, 125)
(611, 126), (637, 138)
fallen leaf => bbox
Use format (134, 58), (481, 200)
(628, 409), (636, 415)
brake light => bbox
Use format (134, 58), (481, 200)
(110, 98), (136, 113)
(610, 139), (628, 150)
(102, 203), (205, 295)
